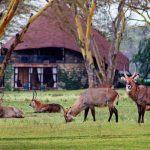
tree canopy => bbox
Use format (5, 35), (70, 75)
(132, 37), (150, 78)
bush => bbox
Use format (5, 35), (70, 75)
(137, 78), (150, 86)
(57, 68), (88, 90)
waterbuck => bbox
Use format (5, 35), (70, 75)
(0, 91), (24, 118)
(30, 90), (66, 114)
(0, 106), (24, 118)
(121, 72), (150, 123)
(64, 88), (119, 122)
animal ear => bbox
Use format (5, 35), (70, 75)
(65, 108), (69, 113)
(133, 74), (139, 82)
(32, 100), (35, 104)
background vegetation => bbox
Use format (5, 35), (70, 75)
(132, 37), (150, 78)
(0, 89), (150, 149)
(57, 69), (88, 90)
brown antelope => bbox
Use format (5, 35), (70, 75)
(64, 88), (119, 122)
(0, 106), (24, 118)
(83, 85), (113, 122)
(0, 91), (24, 118)
(30, 90), (66, 114)
(121, 72), (150, 123)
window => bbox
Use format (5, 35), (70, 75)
(14, 67), (57, 90)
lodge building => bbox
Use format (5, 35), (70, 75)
(4, 5), (129, 90)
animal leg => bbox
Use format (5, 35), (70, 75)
(90, 107), (96, 121)
(141, 106), (146, 123)
(84, 107), (90, 122)
(137, 105), (142, 123)
(108, 108), (113, 122)
(113, 107), (118, 123)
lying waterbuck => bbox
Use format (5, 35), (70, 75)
(0, 91), (24, 118)
(121, 72), (150, 123)
(64, 88), (119, 122)
(0, 106), (24, 118)
(30, 90), (65, 113)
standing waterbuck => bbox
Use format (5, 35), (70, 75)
(83, 85), (114, 122)
(64, 88), (119, 122)
(121, 72), (150, 123)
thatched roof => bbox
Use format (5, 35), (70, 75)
(5, 3), (129, 70)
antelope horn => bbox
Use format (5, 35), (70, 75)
(34, 90), (37, 99)
(32, 90), (34, 99)
(131, 66), (138, 78)
(32, 90), (37, 99)
(132, 72), (136, 78)
(123, 68), (128, 78)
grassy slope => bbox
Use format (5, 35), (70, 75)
(0, 89), (150, 150)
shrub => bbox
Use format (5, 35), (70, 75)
(57, 68), (88, 90)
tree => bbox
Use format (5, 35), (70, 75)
(52, 0), (127, 87)
(0, 0), (46, 43)
(127, 0), (150, 25)
(92, 5), (112, 40)
(132, 38), (150, 79)
(0, 0), (20, 38)
(60, 0), (150, 87)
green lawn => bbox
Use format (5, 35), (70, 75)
(0, 89), (150, 150)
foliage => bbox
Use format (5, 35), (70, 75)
(0, 90), (150, 149)
(57, 68), (88, 90)
(0, 0), (19, 38)
(93, 5), (112, 40)
(137, 78), (150, 86)
(0, 0), (46, 43)
(132, 37), (150, 78)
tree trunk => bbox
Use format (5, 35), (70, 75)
(0, 0), (20, 38)
(106, 0), (126, 86)
(85, 62), (96, 88)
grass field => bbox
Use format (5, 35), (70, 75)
(0, 89), (150, 150)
